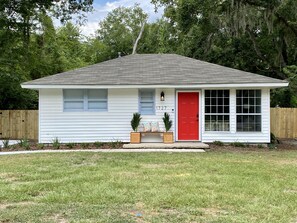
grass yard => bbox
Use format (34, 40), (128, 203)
(0, 150), (297, 223)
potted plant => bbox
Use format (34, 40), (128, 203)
(162, 112), (173, 143)
(130, 113), (142, 144)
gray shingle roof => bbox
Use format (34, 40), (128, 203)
(22, 54), (287, 86)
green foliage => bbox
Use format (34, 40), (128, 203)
(213, 141), (224, 146)
(230, 142), (246, 148)
(18, 139), (30, 150)
(2, 139), (10, 149)
(0, 74), (38, 109)
(94, 141), (104, 148)
(271, 65), (297, 107)
(108, 141), (122, 149)
(131, 113), (142, 132)
(1, 1), (297, 110)
(152, 0), (297, 106)
(270, 133), (280, 144)
(1, 0), (93, 31)
(257, 144), (264, 149)
(0, 2), (94, 110)
(81, 143), (90, 149)
(52, 138), (61, 149)
(96, 4), (148, 57)
(268, 144), (277, 150)
(162, 112), (172, 132)
(66, 143), (76, 149)
(37, 143), (44, 150)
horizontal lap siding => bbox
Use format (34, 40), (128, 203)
(39, 88), (175, 143)
(140, 89), (175, 142)
(40, 87), (270, 143)
(201, 88), (270, 143)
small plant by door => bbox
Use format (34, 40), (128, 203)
(130, 113), (142, 144)
(163, 112), (173, 143)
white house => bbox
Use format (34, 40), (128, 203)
(22, 54), (288, 144)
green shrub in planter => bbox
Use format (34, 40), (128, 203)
(131, 113), (142, 132)
(162, 112), (172, 132)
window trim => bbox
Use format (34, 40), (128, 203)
(236, 89), (262, 132)
(63, 89), (108, 112)
(204, 89), (230, 132)
(138, 89), (155, 115)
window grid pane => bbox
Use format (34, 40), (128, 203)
(205, 90), (230, 131)
(139, 90), (155, 115)
(88, 89), (107, 100)
(236, 90), (261, 132)
(64, 89), (84, 100)
(64, 89), (107, 111)
(64, 101), (84, 110)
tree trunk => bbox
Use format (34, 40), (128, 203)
(132, 21), (146, 54)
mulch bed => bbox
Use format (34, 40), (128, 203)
(208, 142), (297, 152)
(1, 140), (297, 152)
(0, 141), (125, 152)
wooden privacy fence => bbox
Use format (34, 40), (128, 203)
(0, 110), (38, 140)
(270, 108), (297, 139)
(0, 108), (296, 141)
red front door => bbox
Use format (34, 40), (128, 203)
(178, 92), (199, 140)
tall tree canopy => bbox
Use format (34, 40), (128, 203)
(1, 1), (297, 109)
(152, 0), (297, 106)
(0, 0), (94, 109)
(96, 4), (148, 57)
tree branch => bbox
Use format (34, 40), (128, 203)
(246, 25), (286, 79)
(246, 25), (266, 62)
(275, 12), (297, 38)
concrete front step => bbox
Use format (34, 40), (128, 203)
(123, 142), (209, 149)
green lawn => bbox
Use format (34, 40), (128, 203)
(0, 150), (297, 223)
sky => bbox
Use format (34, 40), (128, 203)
(71, 0), (164, 36)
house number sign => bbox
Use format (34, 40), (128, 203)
(156, 106), (167, 110)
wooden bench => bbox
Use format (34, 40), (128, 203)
(139, 132), (173, 143)
(139, 132), (164, 141)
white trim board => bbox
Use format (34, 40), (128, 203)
(22, 82), (288, 90)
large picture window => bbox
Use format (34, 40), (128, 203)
(236, 90), (261, 132)
(205, 90), (230, 131)
(63, 89), (108, 111)
(139, 89), (155, 115)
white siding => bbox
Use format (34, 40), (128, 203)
(39, 87), (271, 143)
(39, 88), (175, 143)
(201, 88), (271, 143)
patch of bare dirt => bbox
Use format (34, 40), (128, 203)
(141, 163), (178, 169)
(200, 207), (229, 217)
(0, 173), (20, 182)
(284, 189), (297, 194)
(273, 159), (297, 165)
(117, 171), (140, 178)
(0, 201), (36, 210)
(49, 214), (69, 223)
(172, 173), (191, 177)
